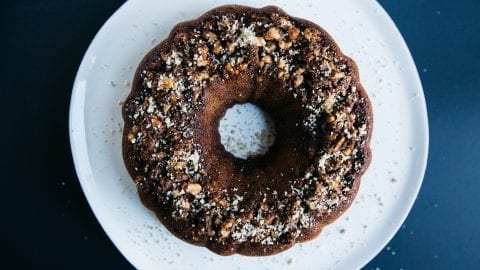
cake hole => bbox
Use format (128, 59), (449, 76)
(218, 103), (276, 159)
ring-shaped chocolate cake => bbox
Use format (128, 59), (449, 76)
(122, 5), (372, 256)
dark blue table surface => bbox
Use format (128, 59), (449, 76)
(3, 0), (479, 269)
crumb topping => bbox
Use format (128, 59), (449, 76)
(123, 9), (370, 247)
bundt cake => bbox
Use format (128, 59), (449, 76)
(122, 5), (372, 256)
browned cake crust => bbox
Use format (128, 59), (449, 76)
(122, 5), (372, 256)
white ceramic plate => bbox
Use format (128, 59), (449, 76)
(69, 0), (428, 269)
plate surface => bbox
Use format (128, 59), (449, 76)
(69, 0), (428, 269)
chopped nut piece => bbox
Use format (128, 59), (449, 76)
(260, 202), (268, 210)
(306, 199), (319, 210)
(219, 219), (235, 238)
(329, 180), (339, 190)
(226, 42), (235, 54)
(238, 63), (248, 71)
(304, 28), (313, 41)
(175, 32), (188, 43)
(219, 230), (229, 238)
(327, 134), (337, 141)
(264, 213), (277, 225)
(259, 55), (272, 68)
(225, 63), (234, 73)
(159, 77), (174, 89)
(266, 42), (277, 51)
(262, 55), (272, 64)
(186, 183), (202, 195)
(328, 60), (336, 70)
(195, 71), (210, 81)
(333, 136), (346, 152)
(288, 26), (300, 41)
(326, 114), (335, 123)
(180, 198), (190, 209)
(174, 161), (186, 170)
(196, 56), (209, 67)
(265, 27), (282, 41)
(216, 198), (229, 208)
(314, 181), (324, 194)
(279, 17), (292, 27)
(343, 146), (353, 156)
(209, 180), (218, 189)
(294, 67), (305, 75)
(256, 36), (266, 47)
(204, 31), (217, 42)
(162, 104), (171, 113)
(293, 74), (304, 87)
(151, 118), (161, 127)
(197, 45), (208, 55)
(323, 94), (335, 113)
(127, 133), (134, 141)
(239, 211), (254, 222)
(213, 41), (223, 54)
(219, 17), (229, 28)
(171, 189), (183, 198)
(277, 58), (286, 69)
(278, 40), (292, 50)
(196, 45), (209, 67)
(332, 71), (346, 81)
